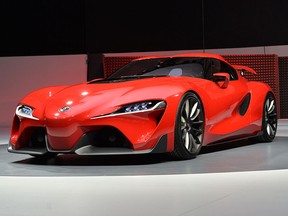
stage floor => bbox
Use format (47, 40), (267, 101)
(1, 120), (288, 215)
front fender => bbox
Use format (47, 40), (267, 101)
(19, 85), (68, 119)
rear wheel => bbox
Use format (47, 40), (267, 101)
(171, 92), (204, 160)
(257, 92), (277, 142)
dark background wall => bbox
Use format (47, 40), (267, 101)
(1, 0), (288, 57)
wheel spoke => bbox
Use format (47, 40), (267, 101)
(265, 99), (270, 112)
(267, 123), (275, 136)
(193, 120), (204, 125)
(190, 102), (198, 117)
(190, 133), (197, 150)
(182, 129), (187, 140)
(185, 100), (190, 119)
(268, 99), (275, 113)
(266, 124), (271, 136)
(191, 109), (200, 121)
(181, 116), (186, 123)
(181, 124), (186, 131)
(185, 131), (190, 149)
(198, 134), (203, 144)
(181, 116), (186, 130)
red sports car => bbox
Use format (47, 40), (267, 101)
(8, 53), (278, 160)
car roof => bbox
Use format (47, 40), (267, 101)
(134, 52), (227, 63)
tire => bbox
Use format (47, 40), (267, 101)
(171, 92), (205, 160)
(257, 92), (278, 142)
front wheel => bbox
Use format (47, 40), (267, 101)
(257, 92), (278, 142)
(171, 92), (205, 160)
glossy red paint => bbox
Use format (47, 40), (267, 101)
(232, 64), (257, 74)
(8, 53), (278, 160)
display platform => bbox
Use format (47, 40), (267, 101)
(1, 120), (288, 216)
(1, 122), (288, 176)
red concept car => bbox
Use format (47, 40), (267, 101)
(8, 53), (278, 160)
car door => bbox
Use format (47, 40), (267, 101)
(201, 58), (250, 144)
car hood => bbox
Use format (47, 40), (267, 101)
(43, 77), (191, 119)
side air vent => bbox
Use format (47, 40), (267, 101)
(239, 93), (251, 116)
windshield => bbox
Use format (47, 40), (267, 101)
(106, 57), (206, 80)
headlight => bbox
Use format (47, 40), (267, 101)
(115, 101), (166, 114)
(16, 105), (39, 120)
(91, 100), (166, 119)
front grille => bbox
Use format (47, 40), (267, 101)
(84, 127), (131, 148)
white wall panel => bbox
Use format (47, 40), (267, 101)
(205, 46), (266, 55)
(265, 45), (288, 56)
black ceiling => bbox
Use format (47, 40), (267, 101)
(0, 0), (287, 56)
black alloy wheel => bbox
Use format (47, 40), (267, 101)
(171, 92), (204, 160)
(258, 92), (278, 142)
